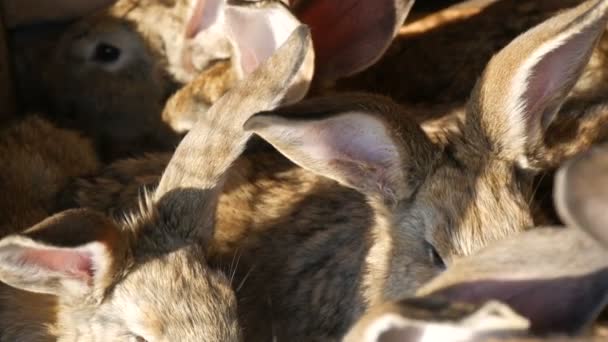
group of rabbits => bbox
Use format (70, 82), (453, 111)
(1, 0), (608, 340)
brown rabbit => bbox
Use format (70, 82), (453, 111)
(11, 15), (181, 162)
(411, 144), (608, 338)
(62, 0), (608, 340)
(342, 144), (608, 342)
(0, 26), (312, 341)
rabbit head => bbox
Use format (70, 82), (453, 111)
(243, 0), (608, 305)
(49, 14), (178, 155)
(0, 26), (312, 341)
(341, 146), (608, 342)
(11, 14), (180, 162)
(412, 142), (608, 337)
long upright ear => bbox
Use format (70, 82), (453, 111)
(343, 300), (529, 342)
(156, 26), (311, 241)
(0, 209), (128, 302)
(224, 1), (314, 103)
(416, 227), (608, 335)
(555, 143), (608, 249)
(467, 0), (608, 168)
(244, 93), (438, 203)
(292, 0), (415, 82)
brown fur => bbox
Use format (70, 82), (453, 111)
(0, 116), (98, 341)
(62, 1), (608, 339)
(324, 0), (587, 104)
(378, 0), (608, 226)
(344, 143), (608, 342)
(12, 13), (180, 162)
(0, 116), (99, 236)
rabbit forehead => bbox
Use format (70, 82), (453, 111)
(416, 157), (533, 261)
(88, 247), (238, 341)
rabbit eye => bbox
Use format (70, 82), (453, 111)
(425, 241), (446, 270)
(133, 336), (148, 342)
(93, 42), (121, 63)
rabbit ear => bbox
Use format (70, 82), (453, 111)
(0, 209), (129, 301)
(244, 93), (437, 203)
(186, 0), (313, 102)
(183, 0), (314, 101)
(555, 143), (608, 250)
(292, 0), (415, 82)
(417, 227), (608, 335)
(467, 0), (608, 169)
(155, 26), (312, 241)
(224, 1), (314, 103)
(344, 301), (529, 342)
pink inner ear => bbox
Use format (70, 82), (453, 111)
(524, 30), (598, 128)
(294, 0), (396, 80)
(240, 45), (260, 75)
(186, 0), (223, 38)
(20, 248), (94, 285)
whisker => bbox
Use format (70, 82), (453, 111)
(236, 264), (255, 293)
(528, 172), (547, 207)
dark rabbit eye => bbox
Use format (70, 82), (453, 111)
(134, 336), (148, 342)
(425, 241), (446, 270)
(93, 42), (121, 63)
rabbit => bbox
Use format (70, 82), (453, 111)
(56, 0), (608, 340)
(399, 0), (608, 226)
(0, 25), (312, 341)
(11, 15), (181, 162)
(0, 116), (100, 237)
(411, 144), (608, 338)
(342, 143), (608, 342)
